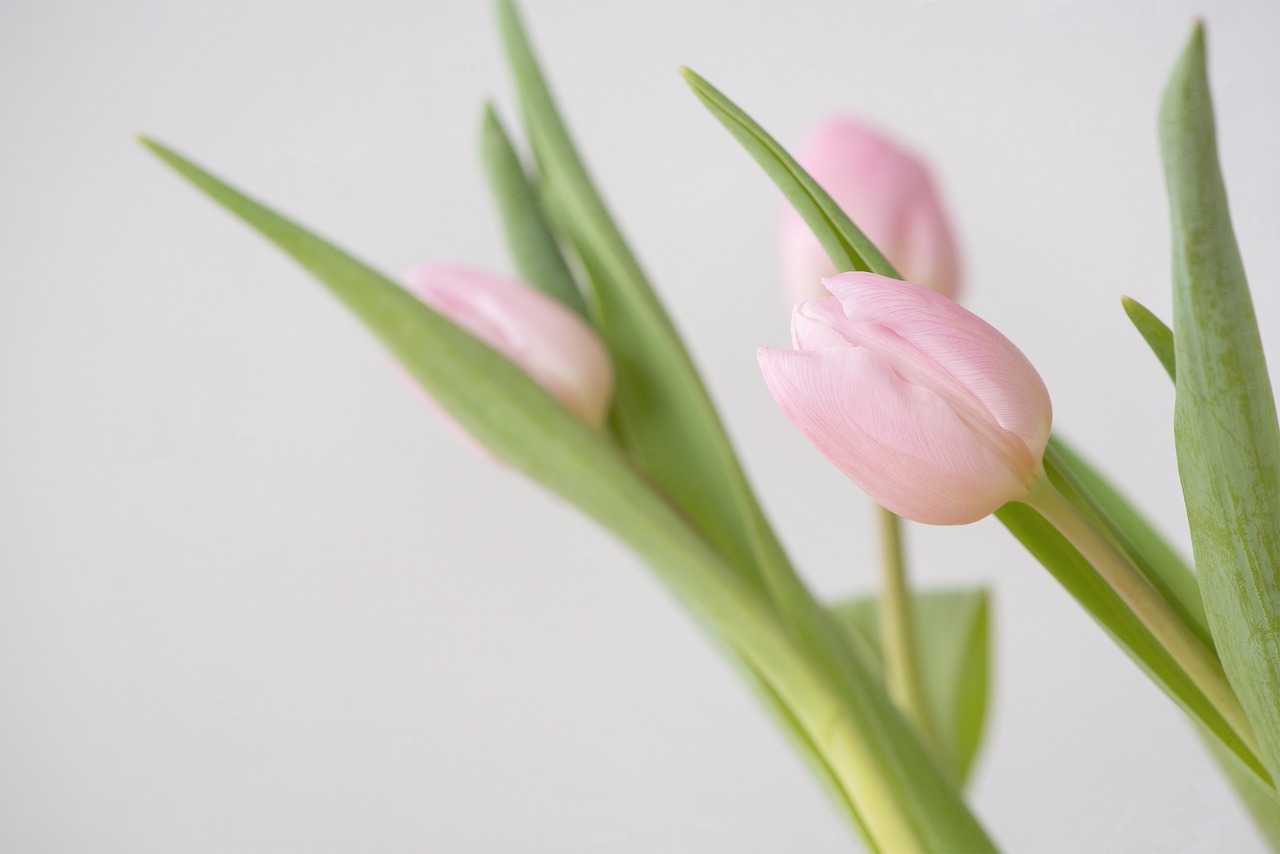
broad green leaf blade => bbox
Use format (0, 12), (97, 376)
(680, 67), (897, 280)
(997, 497), (1271, 791)
(1122, 296), (1176, 380)
(479, 103), (589, 319)
(142, 137), (997, 853)
(492, 0), (875, 742)
(1161, 24), (1280, 782)
(833, 589), (991, 786)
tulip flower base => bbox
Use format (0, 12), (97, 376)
(142, 5), (1280, 851)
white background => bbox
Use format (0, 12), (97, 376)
(3, 2), (1278, 851)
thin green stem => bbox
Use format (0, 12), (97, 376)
(1023, 475), (1260, 756)
(877, 505), (939, 751)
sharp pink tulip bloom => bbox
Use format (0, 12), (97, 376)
(406, 266), (614, 429)
(758, 272), (1051, 525)
(781, 118), (961, 304)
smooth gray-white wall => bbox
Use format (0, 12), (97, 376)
(3, 2), (1277, 851)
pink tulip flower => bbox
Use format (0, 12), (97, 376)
(780, 118), (961, 304)
(758, 272), (1051, 525)
(405, 266), (613, 428)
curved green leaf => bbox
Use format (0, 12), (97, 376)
(833, 589), (991, 786)
(1161, 23), (1280, 783)
(680, 66), (896, 280)
(495, 0), (784, 604)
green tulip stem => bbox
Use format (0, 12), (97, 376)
(877, 505), (939, 752)
(1023, 475), (1260, 756)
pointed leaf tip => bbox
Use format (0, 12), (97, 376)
(1190, 20), (1206, 51)
(1121, 296), (1176, 381)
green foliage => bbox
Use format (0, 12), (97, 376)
(1161, 23), (1280, 784)
(833, 589), (991, 785)
(1121, 296), (1176, 380)
(680, 66), (896, 280)
(494, 0), (786, 607)
(479, 103), (588, 318)
(995, 496), (1268, 789)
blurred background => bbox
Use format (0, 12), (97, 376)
(2, 2), (1277, 851)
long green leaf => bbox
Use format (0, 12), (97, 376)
(141, 137), (997, 852)
(1161, 24), (1280, 783)
(833, 589), (991, 786)
(680, 66), (896, 280)
(1122, 296), (1176, 380)
(1046, 437), (1214, 653)
(479, 103), (589, 319)
(998, 484), (1271, 790)
(494, 0), (785, 604)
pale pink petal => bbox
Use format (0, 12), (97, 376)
(758, 346), (1028, 525)
(900, 186), (962, 301)
(792, 298), (854, 350)
(406, 266), (614, 428)
(822, 272), (1052, 467)
(779, 207), (838, 305)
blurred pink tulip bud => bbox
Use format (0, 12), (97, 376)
(780, 118), (961, 304)
(406, 266), (614, 428)
(758, 272), (1051, 525)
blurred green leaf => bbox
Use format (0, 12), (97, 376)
(1122, 296), (1176, 380)
(1161, 23), (1280, 783)
(495, 0), (794, 606)
(141, 135), (996, 853)
(730, 653), (870, 839)
(479, 103), (589, 319)
(833, 589), (991, 786)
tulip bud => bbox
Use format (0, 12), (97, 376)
(780, 119), (961, 304)
(405, 266), (613, 428)
(758, 272), (1051, 525)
